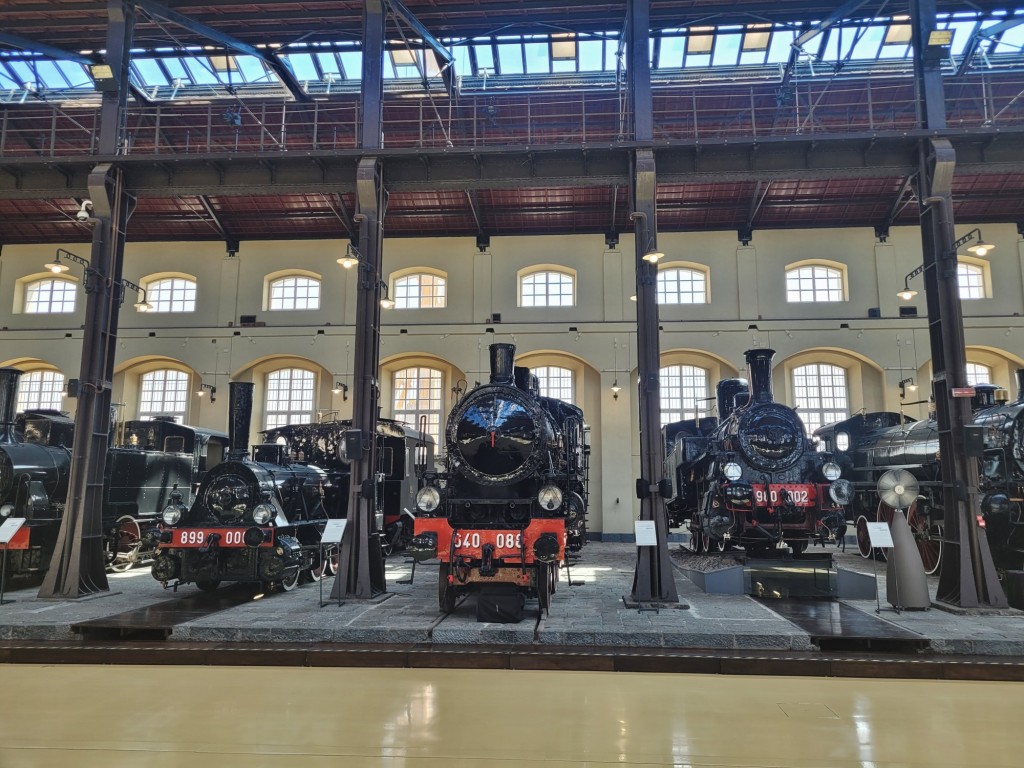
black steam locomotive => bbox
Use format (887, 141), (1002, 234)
(0, 367), (228, 575)
(814, 374), (1024, 574)
(663, 349), (850, 555)
(152, 381), (337, 592)
(261, 418), (434, 555)
(410, 343), (590, 619)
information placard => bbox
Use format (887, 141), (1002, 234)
(634, 520), (658, 547)
(320, 519), (347, 545)
(866, 521), (894, 549)
(0, 518), (26, 546)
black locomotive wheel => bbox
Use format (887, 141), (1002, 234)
(323, 546), (339, 576)
(855, 515), (872, 559)
(537, 562), (552, 613)
(790, 540), (808, 555)
(109, 516), (142, 572)
(196, 580), (221, 593)
(699, 530), (711, 554)
(715, 538), (729, 553)
(904, 502), (942, 575)
(689, 529), (702, 553)
(279, 568), (300, 592)
(438, 563), (456, 614)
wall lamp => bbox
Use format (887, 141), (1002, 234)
(897, 264), (924, 300)
(956, 227), (995, 257)
(629, 211), (664, 264)
(379, 281), (395, 310)
(336, 242), (360, 269)
(336, 243), (393, 308)
(44, 249), (152, 311)
(611, 380), (622, 400)
(332, 381), (349, 400)
(899, 377), (918, 400)
(197, 383), (216, 402)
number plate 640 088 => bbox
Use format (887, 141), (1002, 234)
(452, 530), (523, 554)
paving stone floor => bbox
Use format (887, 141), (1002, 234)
(0, 543), (1020, 654)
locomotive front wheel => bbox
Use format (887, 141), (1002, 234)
(196, 580), (221, 593)
(438, 563), (456, 614)
(537, 563), (552, 614)
(906, 502), (942, 575)
(855, 515), (872, 558)
(280, 569), (300, 592)
(109, 516), (142, 573)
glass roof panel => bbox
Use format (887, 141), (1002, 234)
(551, 57), (576, 73)
(236, 56), (270, 83)
(285, 52), (319, 81)
(851, 26), (886, 59)
(338, 51), (361, 79)
(316, 52), (341, 76)
(946, 20), (980, 55)
(135, 58), (169, 85)
(32, 60), (68, 88)
(56, 61), (91, 88)
(524, 42), (548, 73)
(767, 30), (795, 63)
(160, 57), (189, 82)
(578, 40), (603, 71)
(451, 46), (472, 78)
(498, 43), (524, 74)
(658, 36), (685, 68)
(995, 24), (1024, 53)
(0, 66), (20, 89)
(712, 34), (742, 66)
(604, 39), (619, 69)
(184, 58), (219, 84)
(7, 60), (37, 86)
(473, 44), (495, 70)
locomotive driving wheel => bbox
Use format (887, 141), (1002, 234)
(279, 568), (300, 592)
(438, 563), (456, 613)
(855, 515), (872, 558)
(537, 562), (553, 614)
(108, 516), (142, 572)
(905, 502), (942, 575)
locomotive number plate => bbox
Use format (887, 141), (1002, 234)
(452, 530), (524, 557)
(170, 528), (272, 548)
(752, 484), (815, 507)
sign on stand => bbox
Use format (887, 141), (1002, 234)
(0, 518), (27, 606)
(319, 519), (347, 608)
(866, 522), (894, 549)
(634, 520), (658, 547)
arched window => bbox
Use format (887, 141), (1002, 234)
(265, 368), (316, 429)
(792, 363), (849, 435)
(533, 366), (574, 404)
(519, 269), (575, 307)
(786, 264), (845, 303)
(393, 367), (443, 445)
(957, 263), (985, 300)
(965, 363), (991, 386)
(139, 369), (190, 423)
(394, 273), (447, 309)
(660, 365), (710, 425)
(657, 266), (708, 304)
(146, 277), (197, 313)
(268, 275), (320, 310)
(16, 370), (65, 412)
(24, 278), (76, 313)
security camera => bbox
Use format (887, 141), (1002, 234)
(76, 200), (93, 222)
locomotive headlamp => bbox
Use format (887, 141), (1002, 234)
(533, 532), (560, 562)
(251, 503), (275, 525)
(416, 486), (441, 513)
(982, 492), (1011, 516)
(243, 526), (267, 548)
(828, 478), (854, 506)
(722, 462), (742, 481)
(537, 485), (563, 511)
(0, 504), (13, 518)
(822, 462), (842, 481)
(161, 504), (183, 526)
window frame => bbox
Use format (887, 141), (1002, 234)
(791, 362), (850, 435)
(143, 274), (198, 313)
(533, 365), (575, 404)
(264, 368), (317, 429)
(138, 368), (190, 423)
(267, 274), (322, 311)
(517, 267), (576, 308)
(391, 366), (444, 446)
(659, 364), (711, 425)
(22, 277), (78, 314)
(965, 362), (992, 386)
(784, 260), (848, 303)
(656, 263), (710, 305)
(956, 256), (991, 300)
(392, 270), (448, 310)
(15, 369), (66, 412)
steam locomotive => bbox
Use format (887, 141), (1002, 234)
(261, 418), (435, 554)
(814, 374), (1024, 574)
(663, 349), (850, 555)
(409, 343), (590, 619)
(151, 381), (337, 592)
(0, 366), (228, 575)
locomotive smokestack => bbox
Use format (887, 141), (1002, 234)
(971, 383), (999, 411)
(0, 367), (22, 444)
(489, 343), (516, 386)
(744, 348), (776, 404)
(716, 378), (749, 421)
(1016, 369), (1024, 402)
(228, 381), (255, 460)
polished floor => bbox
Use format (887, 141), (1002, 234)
(0, 664), (1019, 767)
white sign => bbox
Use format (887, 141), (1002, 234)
(634, 520), (658, 547)
(866, 522), (894, 549)
(0, 518), (26, 545)
(320, 519), (347, 545)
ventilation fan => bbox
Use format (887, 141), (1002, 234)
(877, 469), (920, 509)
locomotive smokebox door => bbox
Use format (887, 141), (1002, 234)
(963, 425), (985, 458)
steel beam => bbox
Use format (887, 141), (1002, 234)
(0, 31), (93, 65)
(384, 0), (456, 95)
(778, 0), (871, 99)
(911, 0), (1006, 609)
(626, 0), (653, 142)
(955, 17), (1024, 77)
(197, 195), (238, 253)
(333, 0), (387, 601)
(132, 0), (310, 102)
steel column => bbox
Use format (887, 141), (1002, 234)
(910, 0), (1006, 608)
(332, 0), (387, 600)
(626, 0), (677, 604)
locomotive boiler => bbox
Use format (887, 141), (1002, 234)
(814, 376), (1024, 574)
(151, 381), (335, 592)
(0, 367), (70, 574)
(664, 349), (849, 555)
(261, 418), (435, 555)
(409, 343), (590, 619)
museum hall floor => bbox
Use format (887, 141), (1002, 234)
(0, 662), (1019, 767)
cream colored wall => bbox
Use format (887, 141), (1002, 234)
(2, 224), (1024, 538)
